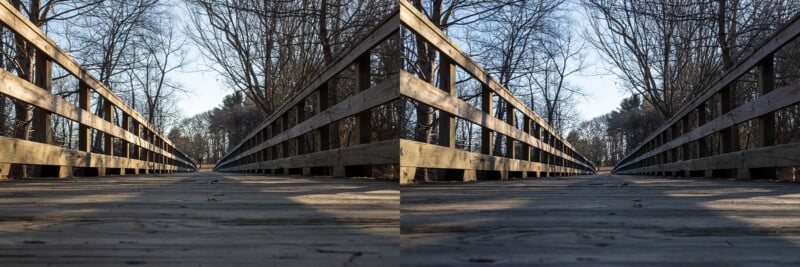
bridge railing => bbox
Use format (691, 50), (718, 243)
(613, 13), (800, 180)
(214, 0), (596, 183)
(398, 0), (594, 183)
(0, 2), (196, 178)
(213, 7), (401, 176)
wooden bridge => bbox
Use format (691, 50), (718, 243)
(1, 0), (800, 265)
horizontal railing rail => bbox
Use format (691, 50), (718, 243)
(613, 12), (800, 179)
(0, 1), (196, 178)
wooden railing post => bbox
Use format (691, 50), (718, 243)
(480, 85), (494, 155)
(133, 122), (140, 161)
(295, 106), (305, 155)
(121, 113), (130, 159)
(719, 85), (739, 178)
(32, 54), (66, 177)
(356, 53), (372, 145)
(78, 82), (91, 152)
(505, 105), (515, 159)
(31, 53), (52, 145)
(751, 55), (777, 180)
(521, 117), (531, 161)
(438, 55), (456, 148)
(281, 114), (289, 158)
(533, 124), (542, 164)
(103, 100), (114, 157)
(681, 117), (690, 161)
(317, 84), (330, 152)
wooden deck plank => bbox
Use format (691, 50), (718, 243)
(0, 171), (399, 266)
(401, 174), (800, 266)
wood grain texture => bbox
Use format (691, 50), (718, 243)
(402, 174), (800, 266)
(0, 171), (398, 266)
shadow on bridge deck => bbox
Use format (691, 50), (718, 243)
(401, 174), (800, 266)
(0, 172), (399, 266)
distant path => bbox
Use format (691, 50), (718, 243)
(0, 172), (399, 266)
(401, 174), (800, 266)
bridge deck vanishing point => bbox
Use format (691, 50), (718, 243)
(402, 174), (800, 266)
(0, 171), (399, 266)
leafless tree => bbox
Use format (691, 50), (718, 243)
(131, 25), (188, 132)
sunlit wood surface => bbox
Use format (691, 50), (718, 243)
(0, 172), (398, 266)
(401, 174), (800, 266)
